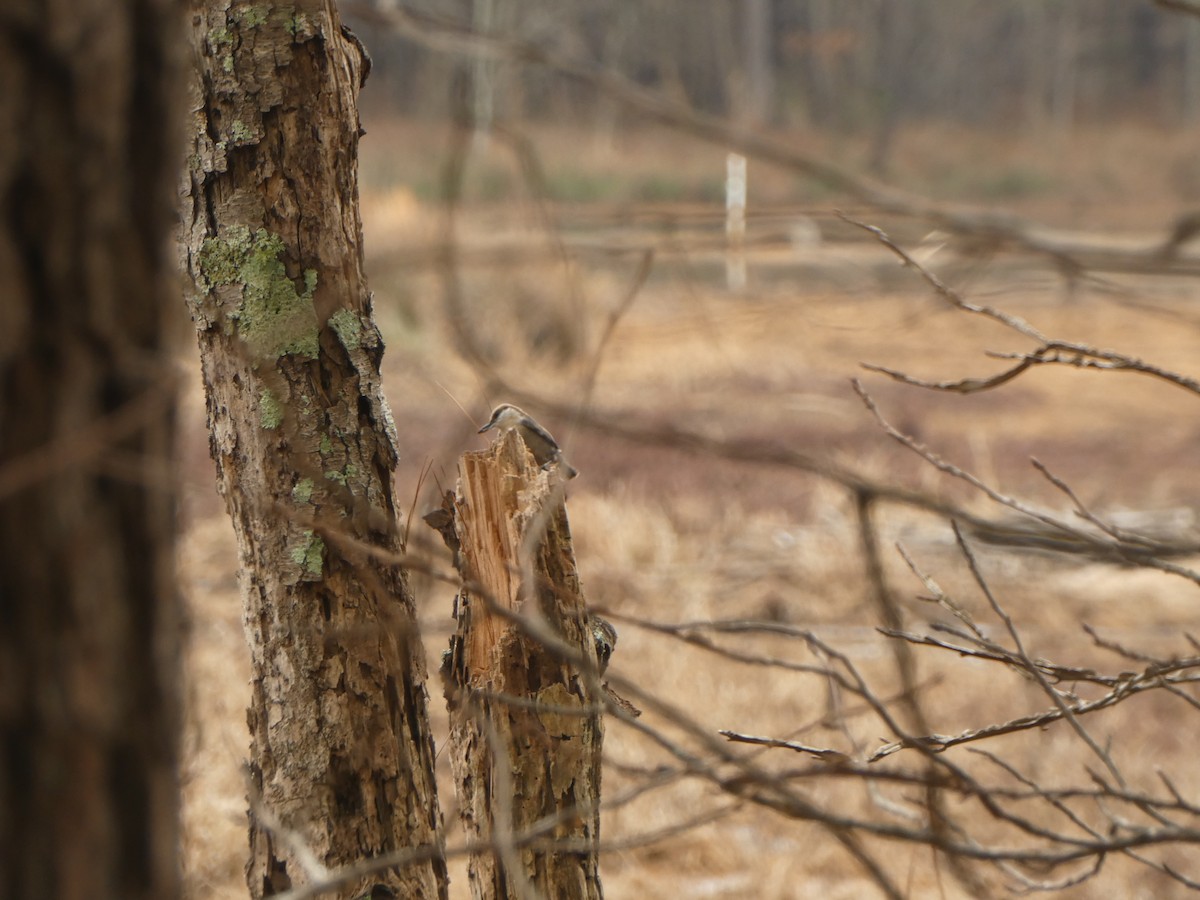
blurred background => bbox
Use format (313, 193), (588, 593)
(181, 3), (1200, 897)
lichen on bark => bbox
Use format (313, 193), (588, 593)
(181, 2), (447, 896)
(291, 477), (315, 503)
(198, 225), (319, 360)
(259, 387), (284, 430)
(288, 529), (324, 579)
(329, 308), (364, 350)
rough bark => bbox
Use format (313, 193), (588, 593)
(180, 1), (446, 897)
(0, 1), (183, 898)
(434, 430), (604, 900)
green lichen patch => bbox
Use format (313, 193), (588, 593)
(208, 24), (235, 72)
(229, 119), (255, 143)
(318, 433), (333, 456)
(259, 387), (284, 430)
(290, 529), (325, 577)
(198, 225), (320, 360)
(198, 228), (245, 286)
(286, 10), (312, 38)
(323, 463), (359, 486)
(209, 25), (233, 50)
(237, 5), (268, 27)
(291, 477), (315, 504)
(329, 308), (363, 351)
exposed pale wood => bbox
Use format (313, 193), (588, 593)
(437, 430), (603, 900)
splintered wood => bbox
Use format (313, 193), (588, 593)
(428, 429), (604, 900)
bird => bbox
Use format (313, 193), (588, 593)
(478, 403), (578, 478)
(590, 615), (617, 674)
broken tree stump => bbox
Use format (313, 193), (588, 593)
(427, 428), (604, 900)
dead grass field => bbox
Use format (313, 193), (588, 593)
(180, 120), (1200, 898)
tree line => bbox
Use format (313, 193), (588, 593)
(359, 0), (1200, 134)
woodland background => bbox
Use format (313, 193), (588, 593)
(170, 2), (1200, 897)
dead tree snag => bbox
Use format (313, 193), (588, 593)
(431, 429), (604, 900)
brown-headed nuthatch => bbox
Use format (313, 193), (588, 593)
(478, 403), (578, 479)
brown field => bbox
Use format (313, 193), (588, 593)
(180, 120), (1200, 898)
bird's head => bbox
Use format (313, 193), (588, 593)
(478, 403), (526, 434)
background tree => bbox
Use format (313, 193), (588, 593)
(0, 1), (184, 898)
(181, 1), (446, 896)
(356, 0), (1199, 132)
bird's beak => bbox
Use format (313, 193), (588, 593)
(478, 422), (494, 434)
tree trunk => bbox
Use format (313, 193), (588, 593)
(0, 1), (183, 899)
(867, 0), (914, 175)
(796, 0), (837, 127)
(742, 0), (774, 126)
(1048, 2), (1079, 139)
(1186, 19), (1200, 126)
(432, 430), (604, 900)
(180, 2), (446, 897)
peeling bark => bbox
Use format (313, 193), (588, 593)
(180, 2), (445, 897)
(435, 431), (604, 900)
(0, 1), (183, 898)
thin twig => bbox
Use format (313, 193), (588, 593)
(953, 524), (1128, 789)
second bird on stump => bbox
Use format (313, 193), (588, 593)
(478, 404), (578, 479)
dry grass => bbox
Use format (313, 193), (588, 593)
(181, 119), (1200, 898)
(358, 116), (1200, 230)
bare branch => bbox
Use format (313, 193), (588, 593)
(1155, 0), (1200, 17)
(848, 217), (1200, 399)
(862, 359), (1036, 395)
(941, 526), (1119, 790)
(852, 378), (1200, 583)
(895, 542), (986, 640)
(989, 344), (1200, 397)
(841, 213), (1046, 341)
(719, 732), (853, 765)
(869, 650), (1200, 762)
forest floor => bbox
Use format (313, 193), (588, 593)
(179, 119), (1200, 898)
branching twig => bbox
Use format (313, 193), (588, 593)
(852, 378), (1200, 584)
(842, 213), (1046, 342)
(953, 524), (1128, 788)
(848, 217), (1200, 399)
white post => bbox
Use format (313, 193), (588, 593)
(725, 152), (747, 292)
